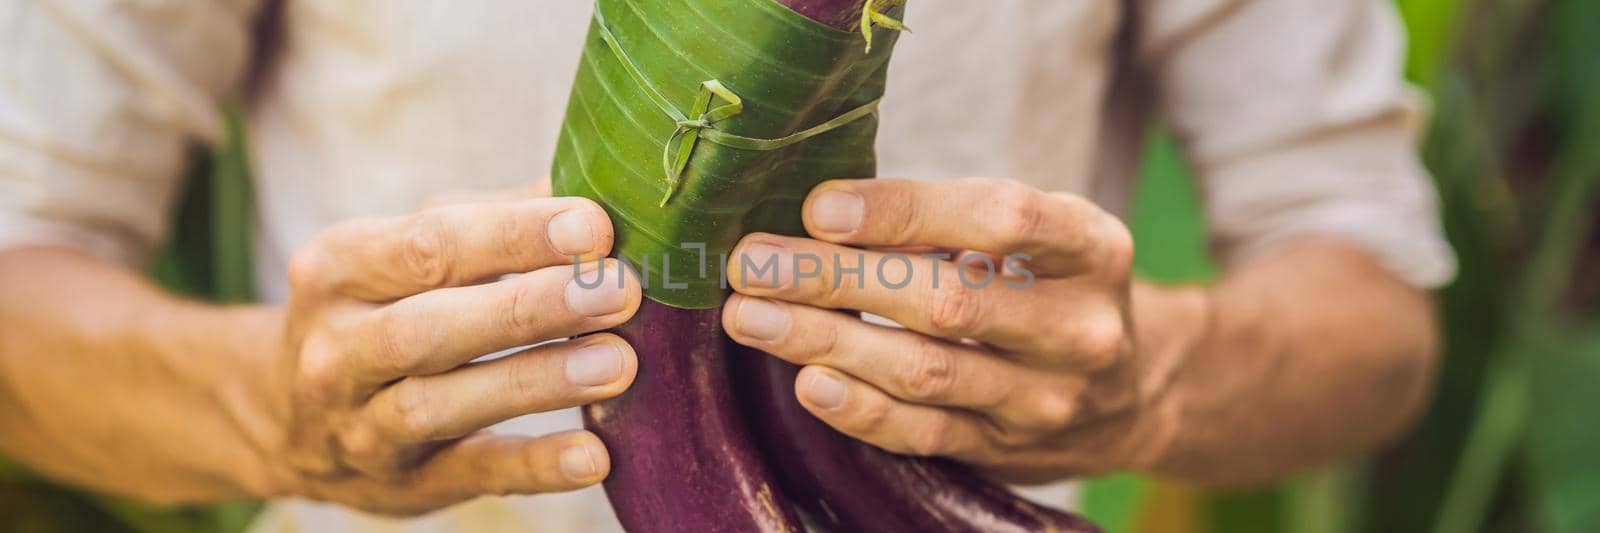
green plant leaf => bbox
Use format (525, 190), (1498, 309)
(1526, 327), (1600, 533)
(552, 0), (904, 308)
(1128, 129), (1216, 284)
(1080, 473), (1148, 533)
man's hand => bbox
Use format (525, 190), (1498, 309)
(723, 178), (1193, 482)
(248, 192), (642, 515)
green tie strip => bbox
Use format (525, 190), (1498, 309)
(593, 4), (890, 206)
(860, 0), (910, 53)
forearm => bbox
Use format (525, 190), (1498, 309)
(1133, 238), (1438, 486)
(0, 247), (281, 504)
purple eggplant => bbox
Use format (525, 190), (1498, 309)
(779, 0), (870, 30)
(733, 345), (1100, 533)
(585, 301), (802, 532)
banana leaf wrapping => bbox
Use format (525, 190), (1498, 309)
(552, 1), (902, 530)
(552, 0), (901, 309)
(553, 2), (1097, 532)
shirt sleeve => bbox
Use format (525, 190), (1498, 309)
(1134, 0), (1456, 288)
(0, 0), (259, 267)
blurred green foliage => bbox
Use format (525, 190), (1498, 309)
(146, 107), (258, 303)
(1380, 0), (1600, 531)
(1086, 1), (1600, 533)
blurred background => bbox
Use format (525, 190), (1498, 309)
(2, 0), (1596, 531)
(1090, 0), (1600, 531)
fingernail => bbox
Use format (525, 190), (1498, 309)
(803, 372), (848, 411)
(548, 210), (595, 256)
(566, 273), (628, 316)
(809, 190), (864, 233)
(736, 298), (790, 341)
(559, 443), (599, 481)
(565, 343), (623, 387)
(736, 243), (789, 288)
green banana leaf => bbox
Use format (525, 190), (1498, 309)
(1527, 326), (1600, 533)
(1524, 4), (1600, 528)
(552, 0), (903, 309)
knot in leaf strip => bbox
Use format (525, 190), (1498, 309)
(593, 2), (885, 206)
(860, 0), (910, 53)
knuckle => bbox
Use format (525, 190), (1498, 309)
(804, 260), (845, 305)
(1074, 313), (1128, 371)
(906, 413), (953, 456)
(377, 307), (434, 375)
(793, 316), (840, 362)
(401, 213), (452, 287)
(480, 472), (516, 498)
(988, 181), (1044, 249)
(505, 352), (552, 406)
(500, 212), (536, 264)
(464, 444), (521, 496)
(286, 245), (335, 293)
(1029, 389), (1079, 429)
(871, 187), (918, 246)
(853, 393), (892, 432)
(484, 451), (537, 496)
(294, 335), (344, 402)
(901, 342), (958, 402)
(925, 282), (983, 336)
(389, 381), (442, 441)
(502, 281), (543, 338)
(983, 422), (1039, 451)
(1096, 221), (1135, 278)
(337, 425), (385, 461)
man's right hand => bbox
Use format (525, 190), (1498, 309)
(243, 194), (640, 515)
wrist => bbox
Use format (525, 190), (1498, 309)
(0, 249), (292, 501)
(209, 304), (292, 498)
(143, 299), (291, 497)
(1129, 282), (1211, 404)
(1121, 281), (1212, 471)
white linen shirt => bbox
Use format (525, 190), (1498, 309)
(0, 1), (1456, 531)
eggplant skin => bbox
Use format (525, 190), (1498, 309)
(733, 345), (1101, 533)
(584, 301), (803, 533)
(775, 0), (868, 30)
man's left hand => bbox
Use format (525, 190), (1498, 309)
(724, 177), (1178, 482)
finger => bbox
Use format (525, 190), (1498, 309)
(727, 235), (1125, 367)
(725, 296), (1073, 430)
(418, 430), (610, 497)
(338, 259), (640, 386)
(289, 196), (613, 301)
(419, 178), (553, 209)
(793, 366), (993, 462)
(803, 178), (1132, 277)
(360, 335), (635, 449)
(299, 430), (608, 516)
